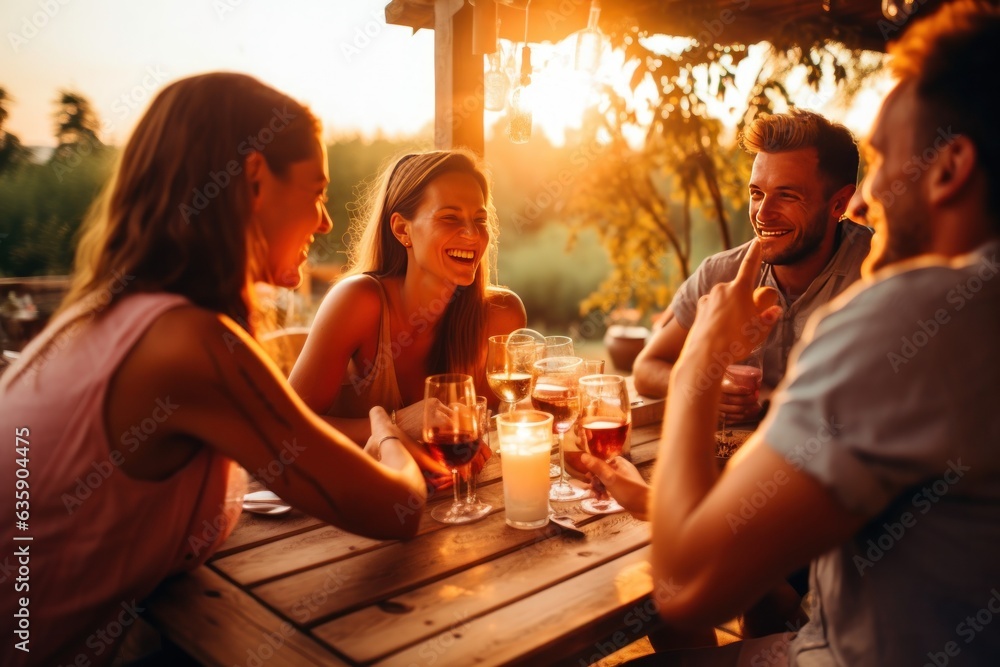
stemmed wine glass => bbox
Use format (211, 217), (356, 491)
(531, 356), (588, 501)
(541, 337), (575, 476)
(578, 374), (631, 514)
(543, 336), (574, 357)
(487, 334), (537, 414)
(424, 374), (490, 524)
(720, 347), (764, 445)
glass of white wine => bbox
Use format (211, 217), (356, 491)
(486, 334), (536, 414)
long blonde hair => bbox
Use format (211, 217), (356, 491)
(343, 149), (500, 377)
(58, 72), (320, 332)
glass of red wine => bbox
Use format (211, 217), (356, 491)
(578, 374), (631, 514)
(424, 374), (490, 524)
(531, 356), (588, 502)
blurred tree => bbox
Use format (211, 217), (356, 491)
(51, 90), (103, 163)
(0, 87), (31, 176)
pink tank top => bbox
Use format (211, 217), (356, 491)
(0, 293), (246, 666)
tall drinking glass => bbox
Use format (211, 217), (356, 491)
(578, 374), (631, 514)
(424, 374), (489, 524)
(531, 356), (588, 501)
(720, 347), (764, 445)
(487, 334), (536, 414)
(465, 396), (493, 512)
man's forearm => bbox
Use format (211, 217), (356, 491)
(632, 356), (673, 398)
(652, 347), (723, 538)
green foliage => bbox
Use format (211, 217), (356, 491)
(0, 150), (116, 277)
(311, 135), (433, 267)
(0, 87), (31, 176)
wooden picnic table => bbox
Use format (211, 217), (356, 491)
(144, 399), (692, 666)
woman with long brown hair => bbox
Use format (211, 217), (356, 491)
(0, 72), (426, 667)
(290, 150), (526, 443)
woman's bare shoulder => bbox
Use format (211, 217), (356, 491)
(314, 274), (385, 321)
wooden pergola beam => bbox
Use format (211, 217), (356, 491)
(433, 0), (485, 155)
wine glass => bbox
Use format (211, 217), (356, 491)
(464, 396), (493, 514)
(578, 374), (631, 514)
(720, 347), (764, 445)
(543, 336), (574, 357)
(487, 334), (536, 414)
(424, 374), (489, 524)
(531, 356), (588, 502)
(507, 329), (573, 477)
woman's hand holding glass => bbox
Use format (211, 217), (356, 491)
(579, 454), (649, 521)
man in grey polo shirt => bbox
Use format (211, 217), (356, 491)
(633, 110), (872, 423)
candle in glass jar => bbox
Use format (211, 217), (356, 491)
(497, 410), (552, 529)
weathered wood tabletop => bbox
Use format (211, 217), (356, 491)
(146, 404), (669, 667)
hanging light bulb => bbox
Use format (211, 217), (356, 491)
(484, 50), (509, 112)
(574, 0), (604, 74)
(882, 0), (916, 20)
(507, 45), (533, 144)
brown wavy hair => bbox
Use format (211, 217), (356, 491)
(343, 149), (501, 377)
(57, 72), (321, 332)
(739, 108), (859, 197)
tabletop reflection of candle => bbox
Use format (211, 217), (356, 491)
(497, 410), (553, 529)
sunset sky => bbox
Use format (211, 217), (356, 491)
(1, 0), (438, 147)
(0, 0), (888, 149)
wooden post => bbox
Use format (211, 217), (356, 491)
(434, 0), (484, 155)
